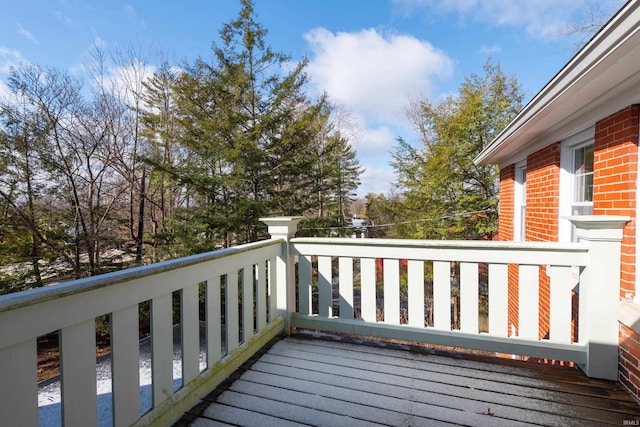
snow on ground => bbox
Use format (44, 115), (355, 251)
(38, 326), (208, 427)
(1, 249), (138, 285)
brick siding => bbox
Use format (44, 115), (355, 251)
(620, 323), (640, 401)
(524, 143), (560, 242)
(593, 105), (639, 299)
(595, 105), (640, 401)
(497, 104), (640, 398)
(498, 164), (515, 241)
(498, 165), (519, 334)
(524, 142), (560, 339)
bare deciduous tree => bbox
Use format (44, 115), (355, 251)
(560, 1), (626, 51)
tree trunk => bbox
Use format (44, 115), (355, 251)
(136, 167), (147, 264)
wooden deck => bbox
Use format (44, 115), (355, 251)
(177, 333), (640, 427)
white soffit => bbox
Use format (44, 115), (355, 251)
(476, 0), (640, 167)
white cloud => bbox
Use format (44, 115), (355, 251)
(91, 36), (107, 50)
(358, 167), (398, 197)
(304, 29), (440, 198)
(350, 126), (405, 197)
(124, 4), (147, 30)
(125, 4), (136, 19)
(74, 62), (157, 106)
(0, 80), (11, 101)
(305, 28), (452, 126)
(392, 0), (623, 39)
(479, 44), (501, 55)
(104, 63), (157, 107)
(0, 46), (26, 74)
(54, 10), (77, 28)
(353, 126), (397, 162)
(17, 24), (38, 44)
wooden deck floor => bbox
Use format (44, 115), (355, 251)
(177, 333), (640, 427)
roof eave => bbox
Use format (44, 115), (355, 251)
(475, 0), (640, 167)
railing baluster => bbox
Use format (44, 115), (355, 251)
(243, 266), (255, 341)
(0, 338), (37, 426)
(298, 255), (312, 315)
(384, 259), (400, 325)
(460, 262), (479, 333)
(182, 284), (200, 383)
(226, 272), (239, 352)
(256, 263), (267, 331)
(408, 260), (425, 327)
(318, 256), (332, 317)
(207, 275), (222, 367)
(60, 319), (98, 426)
(111, 305), (140, 427)
(488, 263), (509, 337)
(151, 292), (174, 406)
(339, 257), (354, 319)
(360, 258), (376, 322)
(268, 257), (277, 322)
(242, 265), (255, 342)
(433, 261), (451, 330)
(549, 265), (574, 343)
(518, 265), (540, 339)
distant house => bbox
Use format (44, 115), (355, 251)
(476, 1), (640, 400)
(349, 217), (369, 238)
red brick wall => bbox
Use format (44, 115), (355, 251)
(498, 165), (519, 334)
(506, 264), (519, 335)
(594, 105), (640, 400)
(497, 105), (640, 395)
(524, 143), (561, 242)
(525, 143), (561, 339)
(593, 105), (639, 300)
(498, 164), (515, 241)
(620, 323), (640, 401)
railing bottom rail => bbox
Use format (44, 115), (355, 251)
(291, 314), (587, 365)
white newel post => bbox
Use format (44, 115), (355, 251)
(570, 215), (629, 380)
(261, 217), (303, 333)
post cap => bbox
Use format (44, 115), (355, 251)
(260, 216), (304, 240)
(568, 215), (630, 241)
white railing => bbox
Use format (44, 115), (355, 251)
(263, 215), (628, 382)
(0, 238), (285, 427)
(0, 215), (628, 427)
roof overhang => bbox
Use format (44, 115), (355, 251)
(476, 0), (640, 167)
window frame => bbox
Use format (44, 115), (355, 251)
(513, 161), (527, 241)
(559, 127), (595, 243)
(570, 144), (594, 215)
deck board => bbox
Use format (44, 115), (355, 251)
(178, 334), (640, 427)
(274, 339), (638, 414)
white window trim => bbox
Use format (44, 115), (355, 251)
(513, 161), (526, 241)
(559, 126), (595, 243)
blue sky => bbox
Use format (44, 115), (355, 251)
(0, 0), (624, 197)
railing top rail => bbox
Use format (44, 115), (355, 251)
(291, 237), (589, 266)
(0, 238), (283, 314)
(291, 237), (588, 252)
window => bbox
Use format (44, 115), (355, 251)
(559, 127), (595, 243)
(571, 144), (594, 216)
(514, 163), (526, 241)
(569, 143), (594, 241)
